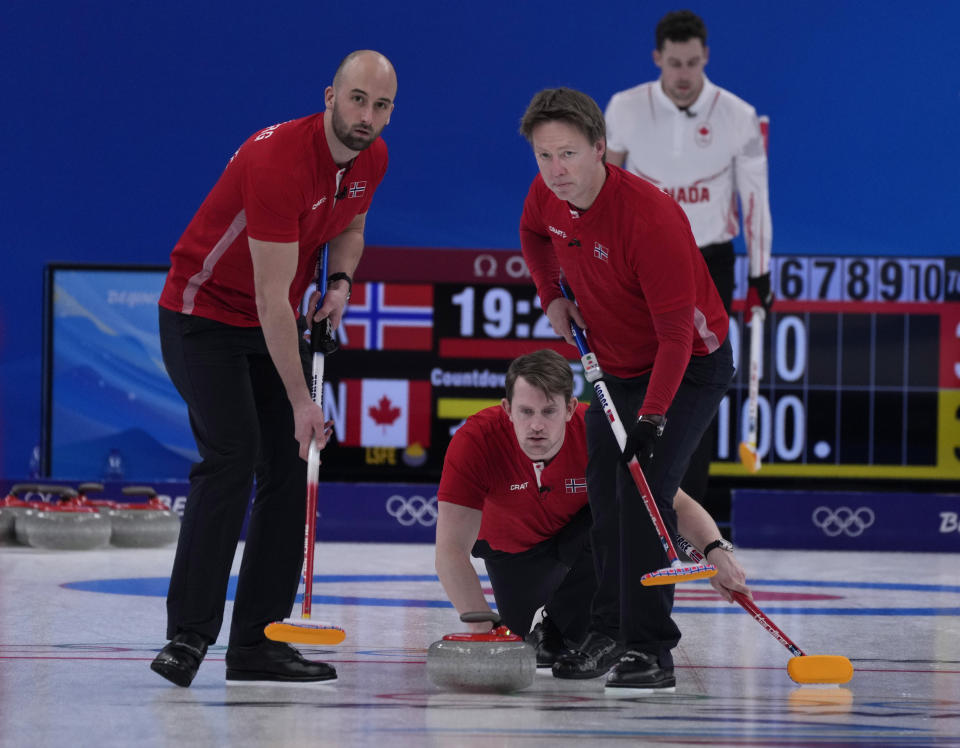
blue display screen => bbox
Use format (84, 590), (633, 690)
(44, 266), (198, 480)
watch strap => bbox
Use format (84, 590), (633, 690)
(703, 538), (732, 556)
(327, 272), (352, 295)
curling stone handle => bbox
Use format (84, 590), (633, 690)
(121, 485), (158, 498)
(459, 611), (502, 626)
(36, 484), (79, 500)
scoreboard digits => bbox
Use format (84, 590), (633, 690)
(768, 256), (948, 303)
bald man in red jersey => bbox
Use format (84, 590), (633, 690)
(153, 50), (396, 689)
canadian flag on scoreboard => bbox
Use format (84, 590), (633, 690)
(333, 378), (432, 448)
(340, 283), (434, 351)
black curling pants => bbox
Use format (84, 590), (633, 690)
(158, 307), (310, 647)
(473, 505), (595, 643)
(586, 340), (734, 667)
(681, 241), (734, 502)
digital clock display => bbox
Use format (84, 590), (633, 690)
(447, 286), (554, 340)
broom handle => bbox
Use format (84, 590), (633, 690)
(674, 534), (805, 657)
(560, 283), (683, 565)
(302, 246), (332, 619)
(745, 309), (764, 449)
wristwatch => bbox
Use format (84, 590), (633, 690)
(327, 272), (352, 300)
(703, 538), (734, 556)
(638, 413), (666, 436)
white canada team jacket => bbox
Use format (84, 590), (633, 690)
(605, 76), (772, 278)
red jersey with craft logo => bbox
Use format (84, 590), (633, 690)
(438, 404), (589, 553)
(159, 113), (388, 326)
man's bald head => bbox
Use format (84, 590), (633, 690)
(324, 50), (396, 154)
(333, 50), (397, 96)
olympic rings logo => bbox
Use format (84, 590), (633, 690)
(10, 490), (58, 504)
(472, 254), (530, 279)
(386, 494), (438, 527)
(811, 506), (875, 537)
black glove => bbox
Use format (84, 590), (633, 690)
(746, 272), (774, 321)
(311, 317), (339, 355)
(621, 417), (662, 471)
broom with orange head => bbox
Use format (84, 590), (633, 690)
(265, 245), (345, 646)
(675, 534), (853, 685)
(738, 305), (764, 472)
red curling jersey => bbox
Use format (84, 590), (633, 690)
(519, 164), (728, 414)
(438, 404), (590, 554)
(159, 113), (388, 326)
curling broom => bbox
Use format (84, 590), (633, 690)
(265, 245), (345, 646)
(675, 534), (853, 684)
(738, 306), (764, 472)
(739, 113), (770, 473)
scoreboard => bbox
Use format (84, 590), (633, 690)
(714, 256), (958, 478)
(314, 248), (960, 483)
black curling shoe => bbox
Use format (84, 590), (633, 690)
(526, 615), (566, 668)
(552, 630), (625, 679)
(606, 650), (676, 691)
(225, 639), (337, 685)
(151, 631), (210, 687)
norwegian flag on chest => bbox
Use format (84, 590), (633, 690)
(565, 477), (588, 494)
(341, 283), (434, 350)
(347, 180), (367, 198)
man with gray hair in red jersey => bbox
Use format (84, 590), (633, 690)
(518, 87), (734, 691)
(153, 50), (396, 688)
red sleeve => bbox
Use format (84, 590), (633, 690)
(641, 305), (694, 414)
(519, 179), (564, 312)
(437, 421), (491, 510)
(632, 202), (697, 414)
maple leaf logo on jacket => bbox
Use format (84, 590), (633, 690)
(369, 395), (401, 427)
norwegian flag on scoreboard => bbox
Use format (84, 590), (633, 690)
(340, 283), (434, 350)
(333, 378), (432, 448)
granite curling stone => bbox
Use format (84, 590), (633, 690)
(1, 484), (41, 544)
(109, 486), (180, 548)
(23, 503), (111, 550)
(427, 612), (536, 693)
(14, 484), (79, 546)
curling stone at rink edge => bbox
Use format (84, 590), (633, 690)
(1, 484), (42, 544)
(22, 503), (112, 551)
(109, 485), (180, 548)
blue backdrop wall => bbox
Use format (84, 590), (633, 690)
(2, 0), (957, 477)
